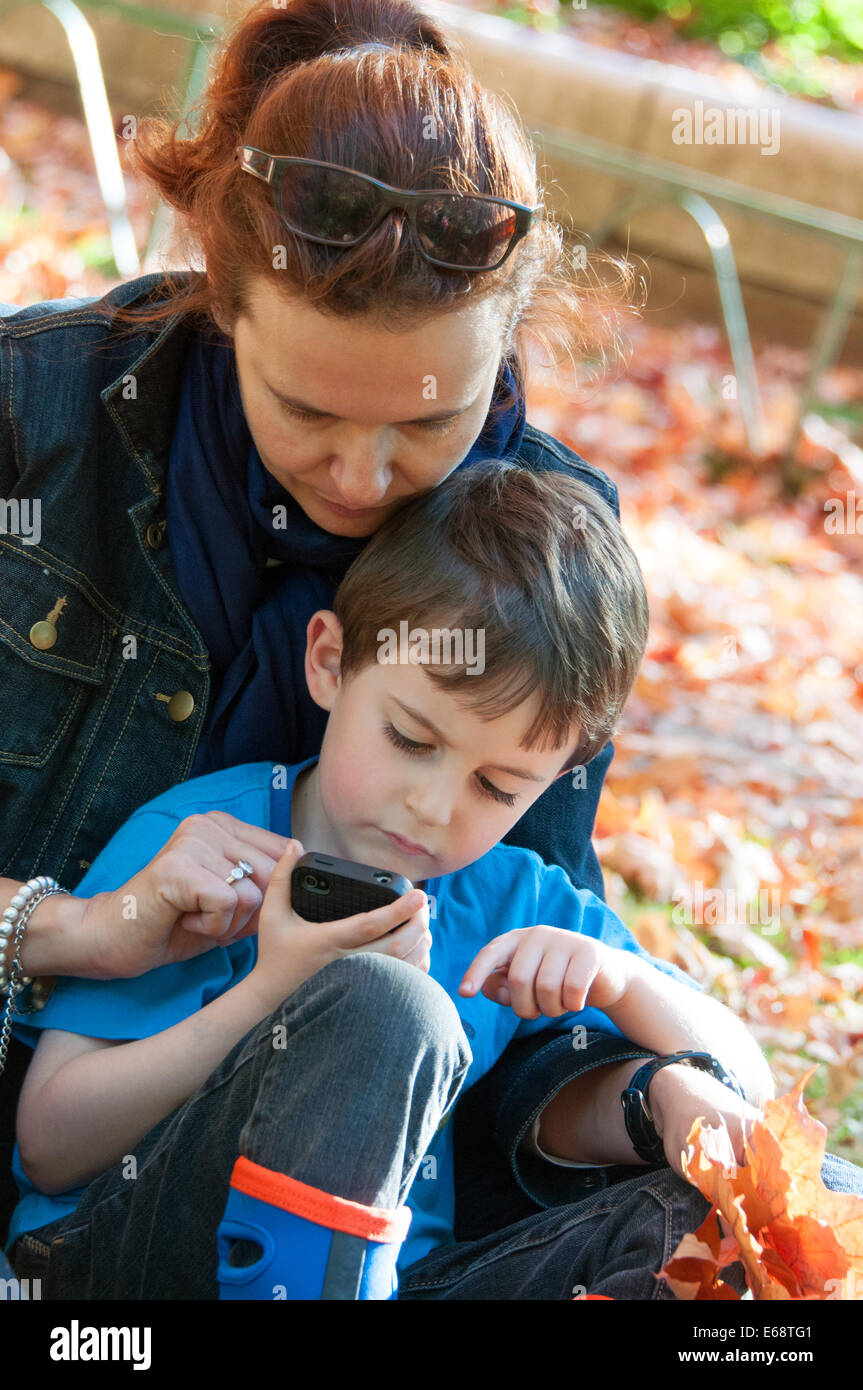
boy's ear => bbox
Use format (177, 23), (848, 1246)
(305, 610), (343, 712)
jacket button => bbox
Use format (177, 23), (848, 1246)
(167, 691), (195, 722)
(29, 620), (57, 650)
(146, 521), (166, 550)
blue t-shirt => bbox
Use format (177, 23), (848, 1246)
(5, 757), (699, 1272)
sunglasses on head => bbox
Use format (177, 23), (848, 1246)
(236, 146), (543, 272)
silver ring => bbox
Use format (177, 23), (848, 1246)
(225, 858), (254, 885)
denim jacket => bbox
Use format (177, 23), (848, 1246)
(0, 271), (653, 1232)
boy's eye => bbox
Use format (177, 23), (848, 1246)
(477, 776), (517, 808)
(383, 722), (518, 807)
(383, 722), (432, 755)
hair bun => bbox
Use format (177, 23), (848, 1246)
(315, 0), (452, 58)
(245, 0), (452, 92)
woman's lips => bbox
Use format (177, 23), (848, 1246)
(382, 829), (432, 858)
(314, 493), (385, 519)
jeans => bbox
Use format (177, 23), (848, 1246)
(10, 954), (863, 1300)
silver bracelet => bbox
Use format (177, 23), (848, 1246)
(0, 877), (69, 1079)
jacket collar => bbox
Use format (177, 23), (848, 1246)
(99, 270), (200, 497)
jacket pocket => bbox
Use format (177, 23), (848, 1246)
(0, 540), (109, 765)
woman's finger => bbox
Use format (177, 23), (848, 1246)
(182, 810), (299, 865)
(176, 868), (261, 939)
(170, 885), (241, 938)
(174, 849), (269, 939)
(174, 814), (283, 898)
(146, 827), (271, 928)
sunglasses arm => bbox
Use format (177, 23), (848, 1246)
(236, 146), (276, 186)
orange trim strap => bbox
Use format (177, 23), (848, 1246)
(230, 1156), (411, 1244)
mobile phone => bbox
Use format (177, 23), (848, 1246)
(290, 852), (415, 924)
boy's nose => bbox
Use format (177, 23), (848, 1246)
(404, 779), (455, 830)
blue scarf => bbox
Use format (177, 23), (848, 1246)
(166, 326), (527, 777)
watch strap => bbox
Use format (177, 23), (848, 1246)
(620, 1050), (745, 1165)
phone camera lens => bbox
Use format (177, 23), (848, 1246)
(373, 872), (392, 885)
(301, 873), (318, 890)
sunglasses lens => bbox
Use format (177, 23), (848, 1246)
(270, 160), (523, 267)
(416, 196), (518, 268)
(277, 165), (383, 243)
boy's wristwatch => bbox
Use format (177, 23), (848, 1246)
(620, 1051), (746, 1165)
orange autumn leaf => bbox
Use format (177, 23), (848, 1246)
(768, 1213), (851, 1295)
(661, 1209), (741, 1300)
(660, 1069), (863, 1300)
(801, 928), (821, 972)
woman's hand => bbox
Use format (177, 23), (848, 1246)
(248, 840), (432, 1011)
(459, 925), (634, 1020)
(77, 812), (295, 979)
(649, 1063), (763, 1180)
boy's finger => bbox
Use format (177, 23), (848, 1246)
(560, 952), (595, 1012)
(364, 913), (430, 958)
(332, 890), (427, 945)
(386, 911), (430, 946)
(480, 969), (512, 1007)
(459, 932), (522, 995)
(504, 937), (546, 1020)
(268, 841), (305, 898)
(397, 934), (433, 972)
(271, 840), (305, 868)
(534, 951), (574, 1017)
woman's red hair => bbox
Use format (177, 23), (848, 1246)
(101, 0), (643, 411)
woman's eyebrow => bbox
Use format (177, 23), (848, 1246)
(265, 381), (474, 425)
(393, 699), (546, 782)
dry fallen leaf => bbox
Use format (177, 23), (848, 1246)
(660, 1070), (863, 1299)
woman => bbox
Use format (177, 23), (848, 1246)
(0, 0), (658, 1262)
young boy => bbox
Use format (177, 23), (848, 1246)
(6, 462), (773, 1300)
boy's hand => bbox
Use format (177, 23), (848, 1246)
(459, 926), (635, 1020)
(249, 841), (432, 1011)
(649, 1063), (763, 1180)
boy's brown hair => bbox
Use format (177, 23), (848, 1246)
(332, 461), (648, 770)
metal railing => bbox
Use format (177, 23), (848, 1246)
(1, 4), (860, 469)
(533, 123), (863, 469)
(0, 0), (219, 273)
